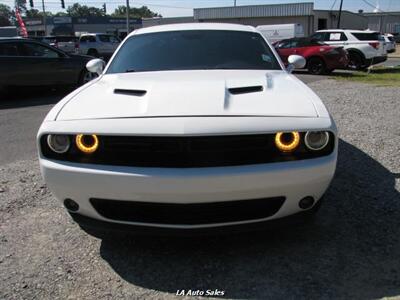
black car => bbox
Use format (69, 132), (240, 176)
(0, 38), (95, 91)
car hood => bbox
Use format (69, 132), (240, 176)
(56, 70), (321, 121)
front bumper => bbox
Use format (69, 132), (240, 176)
(40, 149), (337, 229)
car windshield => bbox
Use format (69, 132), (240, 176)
(106, 30), (281, 73)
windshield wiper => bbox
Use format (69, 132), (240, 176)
(125, 69), (137, 73)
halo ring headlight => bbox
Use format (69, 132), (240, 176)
(75, 134), (99, 153)
(275, 131), (300, 152)
(47, 134), (70, 154)
(304, 131), (330, 151)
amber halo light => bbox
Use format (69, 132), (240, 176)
(75, 134), (99, 153)
(275, 131), (300, 152)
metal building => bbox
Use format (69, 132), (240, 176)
(193, 2), (368, 35)
(363, 12), (400, 33)
(25, 16), (142, 37)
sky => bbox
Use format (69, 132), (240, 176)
(1, 0), (400, 17)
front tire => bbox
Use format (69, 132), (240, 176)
(307, 57), (326, 75)
(348, 52), (364, 70)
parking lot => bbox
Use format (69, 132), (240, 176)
(1, 68), (399, 299)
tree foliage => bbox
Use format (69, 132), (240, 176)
(111, 5), (161, 18)
(66, 3), (105, 17)
(25, 9), (55, 18)
(0, 4), (13, 26)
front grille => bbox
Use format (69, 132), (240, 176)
(90, 197), (286, 225)
(40, 133), (335, 168)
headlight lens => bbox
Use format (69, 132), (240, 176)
(275, 131), (300, 152)
(75, 134), (99, 153)
(47, 134), (70, 153)
(304, 131), (330, 151)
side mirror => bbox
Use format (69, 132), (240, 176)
(86, 58), (105, 76)
(287, 55), (306, 73)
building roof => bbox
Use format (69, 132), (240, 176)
(131, 23), (256, 36)
(194, 2), (314, 19)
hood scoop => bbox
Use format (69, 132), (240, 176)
(114, 89), (147, 96)
(228, 85), (263, 95)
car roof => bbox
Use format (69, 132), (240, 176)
(317, 29), (378, 33)
(80, 33), (109, 36)
(131, 23), (256, 37)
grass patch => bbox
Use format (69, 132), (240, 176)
(333, 67), (400, 87)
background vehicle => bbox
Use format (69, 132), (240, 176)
(78, 33), (120, 58)
(0, 26), (18, 37)
(383, 34), (396, 53)
(257, 24), (304, 43)
(274, 37), (349, 75)
(31, 36), (56, 45)
(0, 38), (95, 91)
(31, 36), (78, 53)
(311, 29), (387, 70)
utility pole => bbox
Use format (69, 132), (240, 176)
(337, 0), (343, 29)
(42, 0), (47, 36)
(126, 0), (130, 34)
(234, 0), (237, 6)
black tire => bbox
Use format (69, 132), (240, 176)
(307, 57), (327, 75)
(348, 52), (364, 70)
(87, 49), (99, 57)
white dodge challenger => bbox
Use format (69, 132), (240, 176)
(38, 23), (337, 234)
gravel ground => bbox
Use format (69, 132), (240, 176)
(0, 79), (399, 299)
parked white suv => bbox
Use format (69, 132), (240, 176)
(78, 33), (120, 58)
(383, 34), (396, 53)
(311, 29), (387, 70)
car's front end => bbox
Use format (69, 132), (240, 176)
(323, 46), (349, 70)
(38, 24), (338, 234)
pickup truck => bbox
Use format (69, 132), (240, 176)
(78, 33), (120, 59)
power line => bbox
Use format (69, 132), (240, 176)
(361, 0), (383, 11)
(330, 0), (337, 10)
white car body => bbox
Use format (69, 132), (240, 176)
(383, 34), (396, 53)
(311, 29), (387, 68)
(78, 33), (120, 57)
(38, 23), (337, 232)
(256, 23), (305, 43)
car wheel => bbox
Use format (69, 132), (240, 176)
(87, 49), (99, 57)
(348, 52), (364, 70)
(307, 57), (326, 75)
(79, 69), (98, 85)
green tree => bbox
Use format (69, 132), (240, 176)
(111, 5), (161, 18)
(0, 4), (13, 26)
(26, 9), (53, 18)
(54, 12), (68, 17)
(66, 3), (105, 17)
(15, 0), (27, 14)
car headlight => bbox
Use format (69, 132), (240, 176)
(275, 132), (300, 152)
(304, 131), (330, 151)
(47, 134), (70, 154)
(75, 134), (99, 153)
